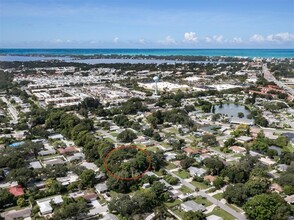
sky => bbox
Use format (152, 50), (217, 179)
(0, 0), (293, 48)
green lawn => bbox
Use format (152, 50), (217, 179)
(191, 181), (209, 189)
(165, 127), (179, 134)
(232, 153), (244, 158)
(171, 209), (185, 219)
(160, 142), (170, 148)
(174, 170), (190, 179)
(193, 196), (213, 207)
(165, 162), (177, 170)
(227, 203), (243, 213)
(104, 137), (115, 143)
(285, 143), (294, 153)
(209, 207), (235, 220)
(179, 186), (193, 194)
(145, 146), (159, 152)
(164, 199), (182, 208)
(213, 193), (223, 200)
(110, 132), (118, 137)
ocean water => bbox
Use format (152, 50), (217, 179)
(0, 48), (293, 58)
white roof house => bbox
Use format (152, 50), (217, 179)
(207, 215), (224, 220)
(37, 195), (63, 215)
(56, 172), (79, 186)
(29, 161), (43, 169)
(180, 200), (206, 212)
(188, 167), (206, 177)
(95, 183), (108, 194)
(80, 161), (99, 171)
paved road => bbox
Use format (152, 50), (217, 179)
(165, 169), (247, 220)
(263, 64), (294, 96)
(1, 96), (19, 124)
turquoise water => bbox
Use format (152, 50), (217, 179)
(0, 49), (293, 58)
(9, 141), (25, 147)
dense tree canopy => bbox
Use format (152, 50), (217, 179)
(243, 193), (291, 220)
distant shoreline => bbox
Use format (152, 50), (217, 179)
(0, 48), (293, 59)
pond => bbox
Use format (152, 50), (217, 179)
(213, 103), (254, 125)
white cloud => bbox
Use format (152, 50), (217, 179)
(184, 32), (197, 42)
(139, 38), (145, 44)
(52, 39), (71, 43)
(113, 37), (119, 43)
(250, 32), (294, 43)
(266, 32), (294, 42)
(250, 34), (265, 42)
(232, 37), (243, 43)
(212, 35), (224, 43)
(204, 37), (212, 43)
(158, 35), (176, 45)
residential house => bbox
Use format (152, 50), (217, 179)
(237, 136), (253, 143)
(1, 207), (31, 220)
(67, 152), (85, 162)
(56, 172), (79, 186)
(29, 161), (43, 169)
(229, 146), (246, 154)
(270, 183), (283, 194)
(188, 167), (206, 177)
(8, 185), (24, 197)
(180, 200), (206, 212)
(285, 195), (294, 204)
(277, 164), (288, 172)
(206, 215), (224, 220)
(183, 147), (200, 156)
(37, 195), (63, 215)
(204, 175), (217, 185)
(95, 183), (108, 194)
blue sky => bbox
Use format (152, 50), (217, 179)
(0, 0), (293, 48)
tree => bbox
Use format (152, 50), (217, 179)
(202, 134), (217, 147)
(213, 177), (225, 189)
(183, 211), (206, 220)
(255, 116), (269, 127)
(17, 197), (27, 207)
(243, 193), (291, 220)
(180, 157), (195, 169)
(52, 198), (89, 220)
(164, 174), (179, 185)
(143, 128), (154, 137)
(223, 183), (248, 206)
(203, 158), (225, 175)
(117, 129), (137, 143)
(79, 169), (95, 188)
(6, 168), (33, 186)
(108, 194), (137, 217)
(0, 188), (15, 208)
(245, 179), (270, 197)
(221, 165), (248, 183)
(238, 112), (244, 118)
(280, 152), (294, 165)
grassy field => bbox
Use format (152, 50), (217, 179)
(110, 132), (118, 137)
(174, 170), (190, 179)
(191, 181), (209, 189)
(213, 193), (223, 200)
(104, 137), (115, 143)
(165, 162), (177, 170)
(193, 196), (213, 207)
(164, 199), (182, 208)
(209, 207), (235, 220)
(227, 203), (244, 213)
(180, 185), (193, 194)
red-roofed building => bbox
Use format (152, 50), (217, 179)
(57, 147), (78, 155)
(8, 185), (24, 197)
